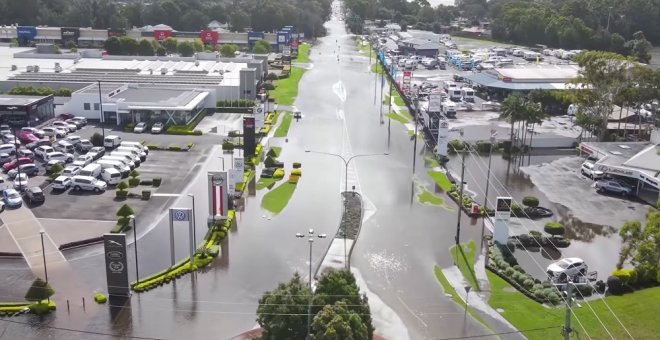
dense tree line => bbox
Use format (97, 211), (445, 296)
(0, 0), (332, 37)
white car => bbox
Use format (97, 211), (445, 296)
(133, 122), (147, 133)
(72, 154), (94, 168)
(13, 173), (28, 191)
(45, 151), (74, 163)
(1, 134), (16, 144)
(546, 258), (588, 282)
(61, 165), (82, 177)
(0, 144), (16, 155)
(52, 176), (72, 191)
(34, 146), (55, 159)
(151, 122), (164, 134)
(64, 135), (82, 145)
(21, 127), (45, 138)
(42, 127), (66, 138)
(52, 121), (77, 132)
(580, 162), (604, 180)
(71, 175), (107, 193)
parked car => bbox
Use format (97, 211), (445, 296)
(72, 154), (94, 168)
(17, 149), (35, 161)
(51, 176), (72, 191)
(151, 122), (164, 134)
(70, 117), (87, 125)
(13, 173), (28, 191)
(71, 175), (107, 193)
(580, 162), (604, 179)
(595, 180), (633, 196)
(1, 134), (17, 144)
(45, 151), (74, 163)
(8, 164), (39, 178)
(26, 139), (52, 150)
(64, 135), (82, 146)
(24, 187), (45, 204)
(61, 165), (82, 177)
(88, 146), (106, 160)
(58, 113), (75, 120)
(65, 119), (84, 129)
(3, 157), (34, 171)
(34, 146), (55, 158)
(75, 139), (94, 152)
(0, 125), (11, 136)
(42, 127), (66, 138)
(3, 188), (22, 208)
(133, 122), (148, 133)
(0, 144), (16, 155)
(18, 132), (39, 144)
(0, 153), (11, 165)
(21, 127), (45, 138)
(546, 258), (588, 282)
(52, 121), (77, 132)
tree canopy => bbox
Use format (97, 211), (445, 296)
(617, 206), (660, 284)
(25, 277), (54, 301)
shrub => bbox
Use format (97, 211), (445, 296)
(594, 280), (606, 294)
(186, 142), (194, 149)
(141, 190), (151, 200)
(116, 190), (128, 198)
(606, 275), (624, 295)
(532, 283), (544, 292)
(552, 238), (571, 248)
(523, 279), (535, 289)
(292, 162), (301, 169)
(576, 284), (594, 297)
(511, 271), (524, 283)
(264, 156), (276, 167)
(546, 292), (561, 305)
(222, 141), (235, 150)
(147, 143), (159, 150)
(272, 168), (285, 179)
(50, 163), (64, 174)
(510, 203), (524, 216)
(128, 178), (140, 187)
(94, 293), (107, 304)
(505, 267), (515, 276)
(611, 268), (637, 286)
(117, 181), (128, 191)
(263, 83), (275, 90)
(28, 303), (52, 315)
(529, 230), (542, 238)
(475, 141), (492, 153)
(522, 196), (539, 207)
(228, 130), (242, 137)
(129, 169), (140, 178)
(534, 289), (547, 300)
(153, 178), (162, 187)
(123, 122), (136, 132)
(291, 168), (302, 176)
(267, 148), (278, 158)
(90, 132), (104, 147)
(289, 175), (299, 184)
(513, 265), (525, 274)
(544, 222), (565, 237)
(448, 139), (464, 152)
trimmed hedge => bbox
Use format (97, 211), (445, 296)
(216, 99), (255, 107)
(522, 196), (539, 207)
(94, 293), (107, 304)
(165, 126), (202, 135)
(291, 168), (302, 176)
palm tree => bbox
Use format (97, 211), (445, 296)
(499, 94), (526, 152)
(524, 100), (545, 153)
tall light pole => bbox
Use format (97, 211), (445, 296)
(305, 150), (388, 269)
(480, 131), (497, 252)
(454, 130), (466, 247)
(39, 230), (48, 283)
(187, 194), (197, 257)
(129, 215), (139, 285)
(296, 229), (327, 340)
(412, 95), (420, 174)
(97, 80), (105, 139)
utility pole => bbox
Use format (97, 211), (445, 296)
(412, 96), (420, 174)
(563, 282), (574, 340)
(455, 131), (466, 247)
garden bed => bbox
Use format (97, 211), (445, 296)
(146, 143), (195, 151)
(338, 191), (362, 240)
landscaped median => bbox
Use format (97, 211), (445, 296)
(131, 211), (235, 292)
(0, 300), (56, 316)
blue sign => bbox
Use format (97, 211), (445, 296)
(17, 26), (36, 39)
(173, 209), (189, 221)
(248, 31), (264, 47)
(277, 32), (289, 46)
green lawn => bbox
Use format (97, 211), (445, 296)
(487, 271), (660, 339)
(425, 155), (440, 168)
(428, 170), (454, 192)
(356, 40), (373, 56)
(370, 63), (384, 74)
(261, 182), (297, 214)
(256, 177), (278, 190)
(270, 146), (282, 157)
(385, 111), (409, 124)
(418, 189), (444, 205)
(433, 266), (491, 329)
(271, 67), (306, 106)
(294, 43), (310, 63)
(449, 241), (480, 291)
(274, 112), (293, 137)
(393, 94), (406, 106)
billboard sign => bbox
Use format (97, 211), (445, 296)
(208, 172), (228, 219)
(277, 32), (288, 45)
(243, 117), (256, 159)
(103, 233), (130, 296)
(228, 169), (241, 194)
(437, 120), (449, 156)
(61, 27), (80, 45)
(254, 104), (265, 129)
(403, 71), (412, 95)
(107, 29), (126, 38)
(291, 39), (299, 49)
(199, 30), (219, 47)
(233, 157), (244, 173)
(153, 30), (172, 41)
(494, 197), (512, 244)
(17, 26), (37, 40)
(428, 93), (442, 112)
(248, 31), (264, 47)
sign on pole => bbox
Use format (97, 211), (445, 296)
(104, 233), (130, 296)
(428, 93), (442, 112)
(168, 208), (195, 266)
(403, 71), (412, 95)
(493, 197), (512, 244)
(208, 172), (228, 219)
(283, 45), (291, 57)
(437, 120), (449, 156)
(228, 169), (241, 195)
(234, 157), (244, 173)
(255, 104), (265, 130)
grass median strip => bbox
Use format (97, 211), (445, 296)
(295, 43), (310, 63)
(449, 240), (480, 291)
(261, 182), (297, 214)
(428, 170), (453, 192)
(274, 112), (293, 137)
(433, 266), (490, 328)
(271, 67), (306, 106)
(418, 189), (444, 205)
(385, 111), (409, 124)
(257, 177), (278, 190)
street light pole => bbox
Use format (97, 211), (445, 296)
(130, 215), (139, 285)
(39, 230), (48, 283)
(412, 96), (420, 174)
(296, 229), (327, 340)
(455, 131), (466, 247)
(480, 131), (497, 252)
(188, 194), (197, 257)
(98, 80), (105, 139)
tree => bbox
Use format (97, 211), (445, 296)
(117, 181), (129, 192)
(230, 8), (250, 32)
(90, 132), (104, 146)
(219, 44), (237, 57)
(156, 45), (167, 56)
(193, 41), (204, 53)
(544, 222), (565, 238)
(617, 211), (660, 283)
(119, 36), (138, 55)
(626, 31), (653, 64)
(138, 39), (155, 56)
(311, 302), (369, 340)
(177, 41), (195, 57)
(257, 272), (309, 340)
(162, 38), (178, 54)
(253, 39), (271, 54)
(104, 36), (122, 55)
(499, 94), (527, 150)
(25, 278), (54, 301)
(116, 203), (134, 218)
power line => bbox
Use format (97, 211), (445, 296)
(434, 325), (562, 340)
(0, 318), (164, 340)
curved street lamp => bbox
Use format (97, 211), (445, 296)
(296, 229), (327, 340)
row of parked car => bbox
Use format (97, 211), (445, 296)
(580, 161), (635, 196)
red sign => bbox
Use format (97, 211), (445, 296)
(153, 30), (172, 41)
(291, 39), (298, 48)
(200, 30), (219, 47)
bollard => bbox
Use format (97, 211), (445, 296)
(82, 297), (85, 310)
(67, 300), (70, 312)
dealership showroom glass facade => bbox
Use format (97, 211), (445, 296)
(0, 95), (55, 127)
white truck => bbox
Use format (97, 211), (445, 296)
(461, 87), (475, 102)
(442, 101), (457, 118)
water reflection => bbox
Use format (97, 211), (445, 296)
(554, 204), (617, 242)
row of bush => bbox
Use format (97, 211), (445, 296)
(216, 99), (256, 108)
(509, 230), (571, 249)
(447, 188), (489, 217)
(0, 300), (56, 317)
(146, 143), (194, 151)
(131, 211), (235, 292)
(8, 86), (72, 97)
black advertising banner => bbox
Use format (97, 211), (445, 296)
(243, 117), (256, 159)
(107, 29), (126, 38)
(61, 27), (80, 45)
(103, 233), (130, 296)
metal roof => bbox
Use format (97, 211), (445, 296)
(0, 94), (50, 106)
(464, 73), (568, 90)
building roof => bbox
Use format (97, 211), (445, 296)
(112, 87), (208, 110)
(623, 144), (660, 172)
(493, 64), (580, 82)
(464, 73), (568, 90)
(0, 94), (50, 106)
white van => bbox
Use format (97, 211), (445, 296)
(118, 145), (147, 160)
(79, 164), (102, 178)
(115, 148), (144, 163)
(523, 51), (542, 61)
(104, 135), (122, 149)
(97, 159), (129, 177)
(449, 88), (462, 101)
(54, 140), (75, 154)
(110, 152), (140, 167)
(120, 141), (149, 156)
(101, 155), (135, 170)
(461, 87), (475, 102)
(71, 175), (107, 193)
(101, 168), (121, 185)
(443, 80), (458, 92)
(0, 177), (8, 192)
(442, 101), (457, 118)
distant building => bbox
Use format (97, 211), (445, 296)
(397, 38), (441, 57)
(0, 94), (54, 127)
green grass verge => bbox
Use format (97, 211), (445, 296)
(425, 155), (440, 168)
(257, 177), (279, 190)
(418, 189), (444, 205)
(428, 170), (453, 192)
(452, 36), (514, 47)
(449, 241), (480, 291)
(393, 94), (406, 107)
(271, 67), (306, 106)
(261, 182), (297, 214)
(274, 112), (293, 138)
(385, 111), (409, 124)
(294, 43), (310, 63)
(356, 41), (373, 55)
(270, 146), (282, 157)
(370, 63), (384, 74)
(433, 266), (490, 329)
(487, 271), (660, 339)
